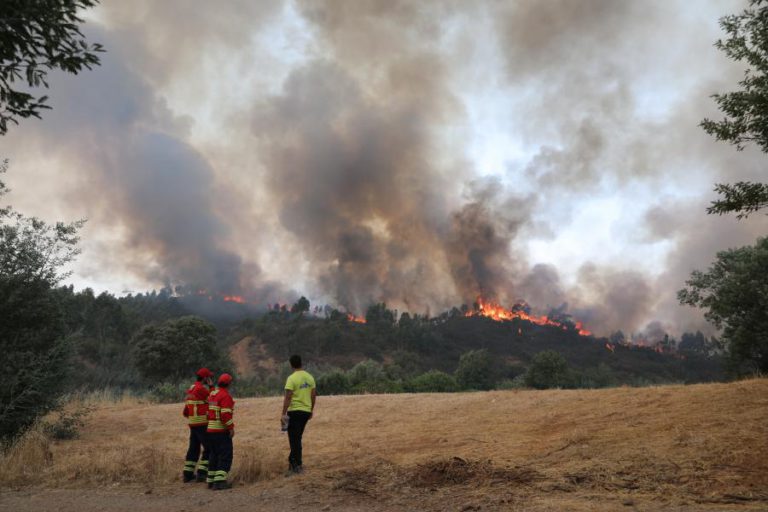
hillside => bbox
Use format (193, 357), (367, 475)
(2, 380), (766, 511)
(235, 313), (724, 388)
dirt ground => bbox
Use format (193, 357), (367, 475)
(2, 379), (767, 511)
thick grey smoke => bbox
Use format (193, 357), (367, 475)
(3, 0), (766, 336)
(4, 26), (285, 299)
(251, 58), (463, 313)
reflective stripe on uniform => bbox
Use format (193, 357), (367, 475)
(213, 470), (227, 482)
(186, 399), (208, 425)
(207, 405), (225, 430)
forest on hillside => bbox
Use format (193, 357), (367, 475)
(40, 287), (723, 397)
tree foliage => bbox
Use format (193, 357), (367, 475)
(524, 350), (572, 389)
(290, 296), (310, 314)
(406, 370), (459, 393)
(0, 0), (103, 135)
(0, 161), (83, 439)
(701, 0), (768, 218)
(132, 316), (224, 382)
(706, 182), (768, 219)
(454, 349), (495, 390)
(678, 237), (768, 374)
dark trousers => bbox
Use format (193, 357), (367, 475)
(184, 425), (211, 476)
(287, 410), (311, 468)
(207, 432), (233, 483)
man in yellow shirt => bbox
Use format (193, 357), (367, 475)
(281, 354), (316, 474)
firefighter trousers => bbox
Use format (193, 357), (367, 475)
(207, 432), (233, 484)
(184, 425), (211, 477)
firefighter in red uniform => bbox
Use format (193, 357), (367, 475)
(182, 367), (214, 483)
(206, 373), (235, 490)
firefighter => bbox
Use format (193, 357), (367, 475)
(206, 373), (235, 490)
(182, 367), (214, 483)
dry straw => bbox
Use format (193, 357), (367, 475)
(1, 379), (766, 509)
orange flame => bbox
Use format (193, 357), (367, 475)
(465, 297), (592, 337)
(346, 313), (366, 323)
(223, 295), (246, 304)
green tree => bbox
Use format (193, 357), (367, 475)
(524, 350), (572, 389)
(290, 296), (310, 314)
(1, 0), (104, 135)
(407, 370), (459, 393)
(347, 359), (386, 388)
(316, 370), (350, 395)
(454, 349), (495, 390)
(679, 331), (707, 353)
(365, 302), (397, 326)
(132, 316), (223, 382)
(0, 161), (84, 439)
(678, 237), (768, 374)
(701, 0), (768, 218)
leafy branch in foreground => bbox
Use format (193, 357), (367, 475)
(0, 0), (104, 135)
(701, 0), (768, 218)
(707, 181), (768, 219)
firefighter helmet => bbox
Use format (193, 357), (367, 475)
(196, 367), (214, 379)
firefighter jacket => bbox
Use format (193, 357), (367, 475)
(182, 381), (210, 428)
(207, 387), (235, 433)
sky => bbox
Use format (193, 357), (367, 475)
(1, 0), (767, 337)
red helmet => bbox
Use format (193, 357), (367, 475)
(218, 373), (233, 386)
(196, 367), (213, 379)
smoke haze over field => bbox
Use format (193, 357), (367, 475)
(1, 0), (766, 336)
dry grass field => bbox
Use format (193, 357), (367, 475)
(1, 379), (767, 511)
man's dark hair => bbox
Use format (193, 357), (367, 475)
(289, 354), (302, 369)
(196, 375), (203, 381)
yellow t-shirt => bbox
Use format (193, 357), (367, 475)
(285, 370), (316, 412)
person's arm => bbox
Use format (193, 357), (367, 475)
(309, 388), (317, 420)
(221, 395), (235, 437)
(281, 390), (293, 417)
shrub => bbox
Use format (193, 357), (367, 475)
(496, 375), (526, 390)
(524, 350), (572, 389)
(148, 382), (187, 404)
(42, 405), (94, 440)
(406, 370), (459, 393)
(317, 371), (351, 395)
(455, 349), (496, 390)
(352, 379), (403, 394)
(348, 359), (386, 387)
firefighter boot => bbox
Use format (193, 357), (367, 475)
(214, 481), (233, 490)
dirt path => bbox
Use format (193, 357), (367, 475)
(2, 481), (764, 512)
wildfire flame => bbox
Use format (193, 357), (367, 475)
(223, 295), (246, 304)
(465, 297), (592, 337)
(346, 313), (366, 323)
